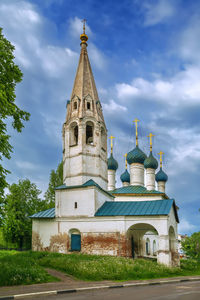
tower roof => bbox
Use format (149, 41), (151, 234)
(66, 24), (105, 124)
(71, 41), (99, 101)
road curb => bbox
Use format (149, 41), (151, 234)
(1, 277), (200, 299)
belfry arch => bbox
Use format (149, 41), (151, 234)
(69, 122), (78, 146)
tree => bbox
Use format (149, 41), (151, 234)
(2, 179), (48, 248)
(44, 162), (63, 208)
(0, 28), (30, 201)
(181, 232), (200, 260)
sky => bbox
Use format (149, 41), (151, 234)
(1, 0), (200, 235)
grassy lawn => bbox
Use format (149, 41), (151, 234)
(0, 250), (200, 286)
(0, 251), (59, 286)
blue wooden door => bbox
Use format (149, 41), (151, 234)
(71, 234), (81, 251)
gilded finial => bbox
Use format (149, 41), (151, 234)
(158, 151), (164, 168)
(109, 136), (115, 154)
(80, 19), (88, 45)
(124, 153), (128, 169)
(133, 118), (140, 146)
(147, 133), (155, 152)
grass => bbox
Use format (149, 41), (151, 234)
(0, 250), (59, 286)
(0, 250), (200, 286)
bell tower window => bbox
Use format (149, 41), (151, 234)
(87, 102), (91, 110)
(74, 102), (77, 110)
(86, 121), (94, 145)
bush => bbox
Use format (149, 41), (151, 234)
(181, 232), (200, 260)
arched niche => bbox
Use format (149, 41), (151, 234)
(86, 121), (94, 145)
(153, 240), (157, 256)
(101, 127), (106, 150)
(146, 238), (150, 255)
(69, 122), (78, 146)
(169, 226), (176, 252)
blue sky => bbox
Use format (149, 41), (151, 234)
(1, 0), (200, 234)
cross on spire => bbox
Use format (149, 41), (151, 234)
(158, 151), (164, 168)
(133, 118), (140, 146)
(147, 133), (155, 152)
(109, 136), (115, 154)
(82, 19), (86, 34)
(124, 153), (128, 169)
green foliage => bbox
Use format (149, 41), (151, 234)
(44, 161), (63, 207)
(0, 251), (58, 286)
(181, 232), (200, 260)
(2, 179), (48, 249)
(0, 28), (30, 200)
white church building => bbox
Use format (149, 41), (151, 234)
(31, 26), (180, 267)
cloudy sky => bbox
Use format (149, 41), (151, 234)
(1, 0), (200, 234)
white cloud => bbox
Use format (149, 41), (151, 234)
(116, 66), (200, 106)
(143, 0), (175, 26)
(103, 99), (127, 113)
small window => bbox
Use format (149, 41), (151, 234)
(74, 102), (77, 110)
(87, 102), (91, 110)
(74, 202), (77, 209)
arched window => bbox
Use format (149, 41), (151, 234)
(86, 121), (94, 145)
(146, 238), (150, 255)
(87, 102), (91, 110)
(70, 122), (78, 146)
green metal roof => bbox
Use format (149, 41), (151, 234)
(55, 179), (114, 198)
(30, 208), (55, 219)
(95, 199), (179, 222)
(111, 185), (164, 195)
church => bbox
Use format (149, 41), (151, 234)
(31, 25), (180, 267)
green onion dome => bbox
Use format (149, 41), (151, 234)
(144, 152), (158, 170)
(127, 146), (147, 165)
(120, 169), (130, 183)
(155, 168), (168, 182)
(107, 153), (118, 171)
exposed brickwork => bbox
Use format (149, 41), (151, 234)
(81, 232), (132, 257)
(171, 251), (180, 267)
(49, 233), (69, 253)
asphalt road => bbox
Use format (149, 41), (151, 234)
(28, 281), (200, 300)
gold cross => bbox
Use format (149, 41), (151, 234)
(158, 151), (164, 168)
(124, 153), (128, 169)
(109, 136), (115, 153)
(147, 133), (155, 151)
(133, 118), (140, 146)
(82, 19), (86, 34)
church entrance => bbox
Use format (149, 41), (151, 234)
(127, 223), (158, 259)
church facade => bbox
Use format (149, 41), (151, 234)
(31, 27), (179, 267)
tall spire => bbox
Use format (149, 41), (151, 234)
(69, 20), (102, 118)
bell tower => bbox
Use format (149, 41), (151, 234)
(62, 21), (108, 189)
